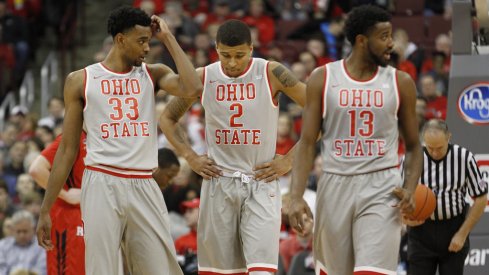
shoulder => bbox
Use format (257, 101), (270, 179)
(65, 69), (86, 96)
(395, 69), (415, 87)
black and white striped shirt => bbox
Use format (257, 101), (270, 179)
(421, 144), (488, 221)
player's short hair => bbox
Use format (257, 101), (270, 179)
(216, 19), (251, 46)
(422, 119), (450, 135)
(107, 6), (151, 37)
(158, 148), (180, 169)
(344, 5), (391, 45)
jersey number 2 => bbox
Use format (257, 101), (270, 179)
(229, 103), (243, 127)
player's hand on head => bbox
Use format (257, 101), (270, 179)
(188, 155), (221, 180)
(253, 154), (291, 182)
(150, 15), (171, 38)
(36, 212), (53, 250)
(288, 198), (314, 237)
(392, 186), (415, 216)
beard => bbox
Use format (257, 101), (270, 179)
(367, 43), (388, 67)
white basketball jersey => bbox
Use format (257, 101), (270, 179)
(83, 63), (157, 175)
(321, 60), (400, 175)
(202, 58), (279, 173)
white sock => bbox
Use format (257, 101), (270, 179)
(249, 271), (274, 275)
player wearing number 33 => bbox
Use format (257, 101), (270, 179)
(160, 20), (306, 275)
(36, 6), (202, 275)
(288, 5), (423, 275)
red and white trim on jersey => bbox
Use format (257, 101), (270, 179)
(341, 59), (380, 84)
(201, 66), (207, 106)
(393, 69), (401, 120)
(143, 63), (155, 91)
(315, 260), (329, 275)
(99, 62), (133, 75)
(265, 62), (278, 108)
(87, 164), (153, 179)
(321, 64), (329, 118)
(198, 266), (247, 275)
(83, 68), (88, 111)
(198, 263), (277, 275)
(353, 266), (396, 275)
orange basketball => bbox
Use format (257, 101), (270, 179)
(408, 184), (436, 221)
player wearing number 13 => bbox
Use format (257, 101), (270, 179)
(36, 6), (202, 275)
(160, 20), (306, 275)
(288, 5), (423, 275)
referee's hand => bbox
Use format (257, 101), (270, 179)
(36, 211), (54, 250)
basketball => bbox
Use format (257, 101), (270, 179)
(408, 184), (436, 221)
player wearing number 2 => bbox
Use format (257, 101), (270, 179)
(36, 6), (202, 275)
(288, 5), (423, 275)
(160, 19), (306, 275)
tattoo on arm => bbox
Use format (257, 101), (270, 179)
(272, 65), (299, 87)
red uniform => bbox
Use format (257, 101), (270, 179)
(42, 133), (87, 275)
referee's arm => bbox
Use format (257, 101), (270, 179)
(449, 153), (488, 252)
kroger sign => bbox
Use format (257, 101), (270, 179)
(458, 83), (489, 125)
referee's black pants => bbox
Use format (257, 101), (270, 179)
(407, 214), (469, 275)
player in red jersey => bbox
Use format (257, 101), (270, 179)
(29, 132), (87, 275)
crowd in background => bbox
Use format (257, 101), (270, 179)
(0, 0), (454, 274)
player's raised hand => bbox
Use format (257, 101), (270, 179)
(150, 15), (172, 39)
(254, 154), (291, 182)
(392, 186), (415, 216)
(188, 155), (221, 180)
(36, 212), (53, 250)
(288, 197), (314, 237)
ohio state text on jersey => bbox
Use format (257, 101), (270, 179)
(321, 60), (400, 175)
(83, 63), (157, 176)
(202, 58), (279, 173)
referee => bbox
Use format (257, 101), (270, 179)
(405, 119), (488, 275)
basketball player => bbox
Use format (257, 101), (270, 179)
(29, 132), (86, 275)
(288, 5), (423, 275)
(36, 6), (202, 274)
(160, 19), (306, 275)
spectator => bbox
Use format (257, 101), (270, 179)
(319, 15), (346, 60)
(13, 174), (34, 205)
(0, 0), (29, 85)
(279, 229), (313, 272)
(175, 198), (199, 275)
(37, 96), (64, 130)
(306, 38), (333, 66)
(0, 123), (19, 156)
(419, 74), (447, 120)
(201, 0), (236, 32)
(0, 210), (46, 275)
(276, 113), (296, 155)
(34, 126), (55, 149)
(3, 141), (28, 196)
(416, 97), (428, 131)
(298, 51), (317, 78)
(0, 179), (17, 239)
(243, 0), (275, 46)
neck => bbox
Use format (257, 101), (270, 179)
(103, 49), (133, 73)
(345, 52), (378, 80)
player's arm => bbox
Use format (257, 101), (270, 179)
(29, 155), (80, 205)
(288, 66), (325, 235)
(37, 70), (85, 249)
(394, 70), (423, 216)
(159, 73), (221, 179)
(253, 62), (307, 181)
(148, 15), (202, 98)
(268, 61), (306, 107)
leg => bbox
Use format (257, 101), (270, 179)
(353, 169), (402, 274)
(123, 178), (183, 275)
(407, 236), (438, 275)
(241, 180), (281, 273)
(81, 171), (124, 275)
(314, 173), (355, 275)
(198, 177), (247, 274)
